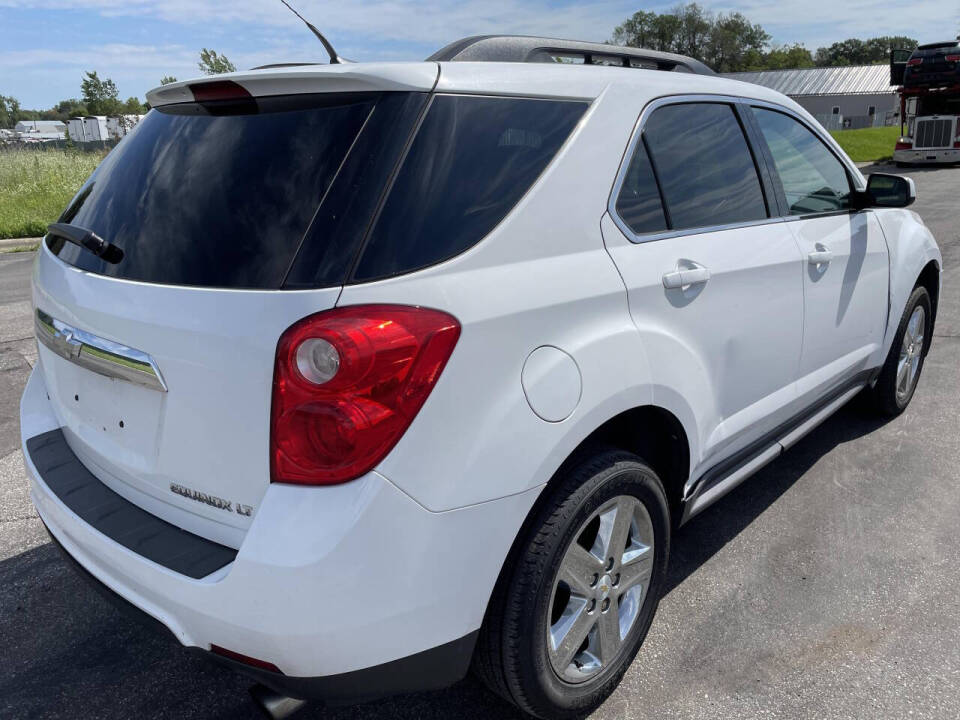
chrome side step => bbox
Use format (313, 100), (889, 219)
(681, 384), (865, 523)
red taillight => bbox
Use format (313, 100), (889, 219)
(211, 645), (282, 673)
(946, 54), (960, 63)
(271, 305), (461, 485)
(188, 80), (251, 102)
(907, 58), (923, 66)
(895, 140), (913, 150)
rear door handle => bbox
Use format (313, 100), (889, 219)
(807, 245), (833, 265)
(662, 264), (711, 289)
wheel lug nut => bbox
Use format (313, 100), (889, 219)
(601, 598), (610, 612)
(613, 573), (620, 587)
(587, 599), (596, 613)
(590, 573), (599, 587)
(606, 558), (614, 571)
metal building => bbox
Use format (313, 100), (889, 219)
(722, 65), (897, 129)
(13, 119), (66, 141)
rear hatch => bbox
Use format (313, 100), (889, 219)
(32, 68), (434, 546)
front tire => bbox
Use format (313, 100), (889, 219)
(473, 449), (670, 718)
(872, 285), (932, 416)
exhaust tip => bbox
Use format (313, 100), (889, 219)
(249, 684), (308, 720)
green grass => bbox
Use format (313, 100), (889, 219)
(829, 126), (900, 164)
(0, 147), (106, 239)
(0, 242), (40, 253)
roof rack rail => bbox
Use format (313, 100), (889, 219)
(427, 35), (714, 76)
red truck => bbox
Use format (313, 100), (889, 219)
(891, 40), (960, 165)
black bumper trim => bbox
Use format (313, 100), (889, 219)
(27, 428), (237, 579)
(45, 523), (179, 644)
(199, 630), (479, 705)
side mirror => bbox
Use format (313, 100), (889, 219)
(858, 173), (916, 209)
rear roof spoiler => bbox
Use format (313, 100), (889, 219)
(428, 34), (715, 76)
(145, 63), (440, 108)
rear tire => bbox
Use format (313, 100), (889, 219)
(473, 449), (670, 719)
(872, 286), (931, 417)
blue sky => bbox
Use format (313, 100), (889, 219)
(1, 0), (958, 109)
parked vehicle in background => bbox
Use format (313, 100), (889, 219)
(23, 35), (941, 720)
(902, 40), (960, 89)
(891, 39), (960, 165)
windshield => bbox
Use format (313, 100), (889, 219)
(917, 94), (960, 116)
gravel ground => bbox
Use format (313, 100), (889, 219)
(0, 166), (958, 719)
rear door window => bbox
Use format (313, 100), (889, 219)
(750, 107), (852, 215)
(351, 95), (588, 282)
(641, 103), (768, 232)
(51, 93), (393, 289)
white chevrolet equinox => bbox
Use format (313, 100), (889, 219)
(21, 36), (941, 719)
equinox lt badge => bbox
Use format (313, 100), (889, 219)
(170, 483), (253, 516)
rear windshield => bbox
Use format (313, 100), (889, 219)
(51, 93), (380, 289)
(51, 91), (586, 289)
(914, 44), (960, 56)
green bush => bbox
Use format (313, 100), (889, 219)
(0, 147), (106, 239)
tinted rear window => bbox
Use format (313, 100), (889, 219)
(351, 95), (587, 282)
(51, 94), (379, 289)
(642, 103), (767, 231)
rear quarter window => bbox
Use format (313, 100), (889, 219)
(351, 95), (588, 282)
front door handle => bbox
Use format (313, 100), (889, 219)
(807, 245), (833, 265)
(662, 263), (711, 289)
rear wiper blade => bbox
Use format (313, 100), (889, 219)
(46, 223), (123, 264)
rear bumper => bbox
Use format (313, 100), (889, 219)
(46, 523), (477, 703)
(22, 365), (538, 697)
(893, 147), (960, 164)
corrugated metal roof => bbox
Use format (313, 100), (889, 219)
(14, 120), (66, 132)
(721, 65), (895, 97)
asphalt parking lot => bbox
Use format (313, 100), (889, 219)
(1, 164), (958, 720)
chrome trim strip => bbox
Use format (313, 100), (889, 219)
(34, 309), (168, 392)
(778, 385), (862, 451)
(607, 93), (866, 245)
(679, 375), (872, 524)
(682, 444), (781, 523)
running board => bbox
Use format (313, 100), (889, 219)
(680, 383), (866, 524)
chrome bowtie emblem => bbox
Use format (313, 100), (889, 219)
(61, 330), (83, 359)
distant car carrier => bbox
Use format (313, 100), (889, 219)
(891, 39), (960, 165)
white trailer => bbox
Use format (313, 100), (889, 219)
(106, 114), (144, 139)
(66, 118), (86, 142)
(80, 116), (109, 142)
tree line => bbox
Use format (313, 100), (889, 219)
(0, 48), (236, 129)
(610, 3), (917, 73)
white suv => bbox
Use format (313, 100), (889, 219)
(21, 36), (941, 719)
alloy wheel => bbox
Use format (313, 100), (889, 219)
(546, 494), (654, 683)
(896, 305), (926, 404)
